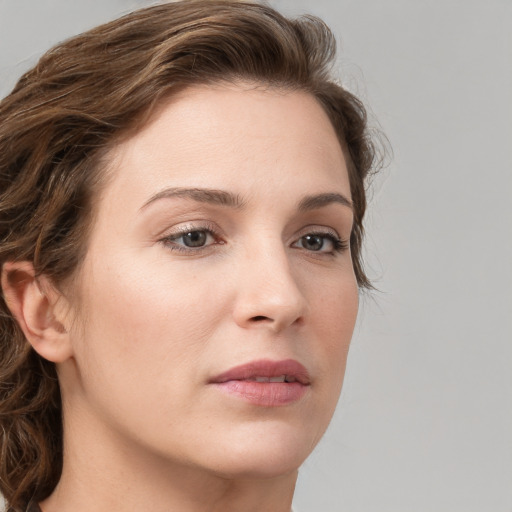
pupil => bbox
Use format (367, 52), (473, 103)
(183, 231), (207, 247)
(304, 235), (323, 251)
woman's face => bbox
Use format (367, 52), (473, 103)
(63, 83), (358, 478)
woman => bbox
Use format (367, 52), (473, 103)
(0, 1), (379, 511)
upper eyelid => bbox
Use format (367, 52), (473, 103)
(168, 225), (216, 237)
(159, 225), (345, 254)
(160, 230), (346, 256)
(160, 221), (221, 238)
(161, 224), (341, 240)
(292, 231), (345, 247)
(159, 226), (219, 253)
(293, 225), (342, 240)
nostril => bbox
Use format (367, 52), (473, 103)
(251, 315), (269, 322)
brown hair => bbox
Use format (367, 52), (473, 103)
(0, 1), (380, 509)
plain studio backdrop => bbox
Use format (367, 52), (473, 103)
(1, 1), (511, 511)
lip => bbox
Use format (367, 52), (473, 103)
(209, 359), (310, 407)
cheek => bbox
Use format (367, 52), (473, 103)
(311, 273), (358, 390)
(72, 254), (223, 398)
(285, 271), (358, 444)
(312, 266), (358, 340)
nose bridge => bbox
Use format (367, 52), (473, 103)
(232, 233), (307, 331)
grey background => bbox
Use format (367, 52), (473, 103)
(1, 1), (511, 511)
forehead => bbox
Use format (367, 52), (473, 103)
(103, 83), (350, 207)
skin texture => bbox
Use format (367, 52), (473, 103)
(5, 83), (359, 512)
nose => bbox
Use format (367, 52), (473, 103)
(231, 244), (308, 333)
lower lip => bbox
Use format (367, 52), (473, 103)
(212, 380), (308, 407)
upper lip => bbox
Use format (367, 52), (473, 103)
(209, 359), (311, 385)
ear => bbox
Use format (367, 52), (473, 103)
(1, 261), (73, 363)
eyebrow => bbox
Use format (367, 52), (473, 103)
(298, 192), (353, 212)
(140, 187), (352, 212)
(140, 187), (246, 211)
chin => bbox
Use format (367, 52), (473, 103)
(210, 452), (306, 480)
(196, 420), (322, 479)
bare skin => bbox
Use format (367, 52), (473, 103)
(4, 83), (358, 512)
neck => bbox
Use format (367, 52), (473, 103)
(41, 402), (297, 512)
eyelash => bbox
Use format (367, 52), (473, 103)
(159, 224), (349, 255)
(294, 231), (349, 254)
(159, 222), (221, 254)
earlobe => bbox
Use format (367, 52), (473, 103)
(1, 261), (73, 363)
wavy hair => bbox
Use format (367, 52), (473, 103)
(0, 1), (381, 509)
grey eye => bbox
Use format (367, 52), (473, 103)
(180, 231), (208, 247)
(300, 234), (325, 251)
(293, 232), (345, 253)
(162, 226), (220, 253)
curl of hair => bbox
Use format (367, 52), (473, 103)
(0, 1), (383, 509)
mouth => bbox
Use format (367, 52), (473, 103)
(245, 375), (298, 383)
(209, 359), (310, 407)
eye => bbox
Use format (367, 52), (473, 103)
(293, 232), (348, 254)
(160, 226), (220, 253)
(175, 230), (211, 248)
